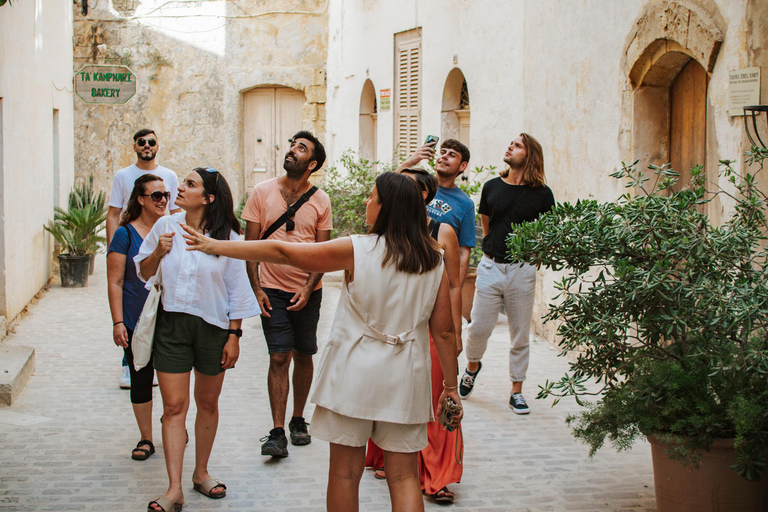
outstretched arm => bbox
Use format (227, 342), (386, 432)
(182, 224), (354, 274)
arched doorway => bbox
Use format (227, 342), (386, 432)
(624, 1), (723, 193)
(243, 86), (305, 189)
(441, 68), (470, 146)
(359, 79), (377, 163)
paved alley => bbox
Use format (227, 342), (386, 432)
(0, 256), (656, 512)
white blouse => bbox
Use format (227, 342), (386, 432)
(134, 212), (260, 329)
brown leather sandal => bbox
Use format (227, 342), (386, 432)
(131, 440), (155, 461)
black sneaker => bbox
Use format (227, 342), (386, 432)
(260, 427), (289, 457)
(288, 416), (312, 446)
(458, 362), (482, 399)
(509, 393), (530, 414)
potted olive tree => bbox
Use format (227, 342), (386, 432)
(507, 149), (768, 512)
(44, 204), (106, 287)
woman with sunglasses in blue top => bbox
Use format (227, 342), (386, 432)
(136, 167), (260, 512)
(107, 173), (169, 462)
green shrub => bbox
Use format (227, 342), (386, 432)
(508, 148), (768, 481)
(323, 152), (392, 238)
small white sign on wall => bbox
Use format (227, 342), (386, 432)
(728, 67), (761, 116)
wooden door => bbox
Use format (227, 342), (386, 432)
(275, 87), (305, 173)
(669, 59), (707, 192)
(243, 87), (305, 190)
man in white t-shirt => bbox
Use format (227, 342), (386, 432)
(106, 129), (180, 245)
(106, 128), (180, 389)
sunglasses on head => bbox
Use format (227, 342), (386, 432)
(137, 138), (157, 147)
(204, 166), (220, 188)
(142, 191), (170, 202)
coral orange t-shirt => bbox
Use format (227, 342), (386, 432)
(241, 177), (333, 293)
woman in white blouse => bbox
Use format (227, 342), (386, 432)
(136, 167), (259, 512)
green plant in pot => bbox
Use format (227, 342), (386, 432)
(67, 176), (108, 274)
(44, 204), (107, 287)
(507, 148), (768, 512)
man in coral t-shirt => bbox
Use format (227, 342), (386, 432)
(241, 131), (332, 459)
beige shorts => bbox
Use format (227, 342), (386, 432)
(310, 406), (428, 453)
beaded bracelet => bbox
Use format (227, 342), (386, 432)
(443, 380), (459, 390)
(113, 321), (125, 326)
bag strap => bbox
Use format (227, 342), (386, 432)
(261, 186), (318, 240)
(154, 215), (171, 288)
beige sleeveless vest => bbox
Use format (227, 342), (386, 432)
(310, 234), (444, 424)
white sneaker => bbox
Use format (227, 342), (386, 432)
(120, 366), (131, 389)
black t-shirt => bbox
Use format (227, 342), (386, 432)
(478, 177), (555, 261)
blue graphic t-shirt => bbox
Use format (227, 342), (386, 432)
(107, 224), (149, 331)
(427, 186), (476, 248)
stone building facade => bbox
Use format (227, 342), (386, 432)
(325, 0), (768, 340)
(73, 0), (329, 202)
(0, 1), (75, 323)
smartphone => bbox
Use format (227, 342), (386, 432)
(424, 135), (439, 147)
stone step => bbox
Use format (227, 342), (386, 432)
(0, 345), (35, 405)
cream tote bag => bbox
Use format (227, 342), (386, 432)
(133, 216), (170, 372)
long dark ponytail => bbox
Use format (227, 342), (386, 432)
(369, 172), (442, 274)
(193, 167), (241, 241)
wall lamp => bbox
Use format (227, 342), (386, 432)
(744, 105), (768, 149)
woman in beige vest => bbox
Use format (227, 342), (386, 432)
(182, 172), (463, 512)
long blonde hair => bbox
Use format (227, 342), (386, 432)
(500, 133), (546, 187)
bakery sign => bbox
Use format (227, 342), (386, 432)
(75, 65), (137, 104)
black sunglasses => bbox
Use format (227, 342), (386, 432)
(142, 191), (170, 202)
(286, 205), (296, 232)
(137, 138), (157, 147)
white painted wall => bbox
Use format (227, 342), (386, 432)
(327, 0), (761, 341)
(326, 0), (526, 173)
(0, 1), (75, 319)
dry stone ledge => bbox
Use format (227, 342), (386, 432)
(0, 345), (35, 405)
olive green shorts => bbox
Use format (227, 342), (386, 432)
(153, 306), (229, 376)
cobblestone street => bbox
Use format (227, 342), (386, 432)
(0, 257), (656, 511)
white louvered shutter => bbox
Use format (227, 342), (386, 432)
(395, 36), (421, 159)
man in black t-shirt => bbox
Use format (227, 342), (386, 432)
(458, 133), (554, 414)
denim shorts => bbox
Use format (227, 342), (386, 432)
(261, 287), (322, 355)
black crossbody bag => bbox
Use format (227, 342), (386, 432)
(260, 186), (318, 240)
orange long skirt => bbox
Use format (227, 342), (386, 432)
(365, 335), (464, 494)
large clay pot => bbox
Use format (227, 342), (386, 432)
(461, 267), (477, 322)
(648, 435), (768, 512)
(58, 254), (90, 288)
(87, 253), (95, 275)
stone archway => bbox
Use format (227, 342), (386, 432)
(359, 79), (377, 164)
(441, 68), (470, 146)
(620, 1), (723, 189)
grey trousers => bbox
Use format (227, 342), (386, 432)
(466, 256), (536, 382)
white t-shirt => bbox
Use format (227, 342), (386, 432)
(108, 164), (179, 211)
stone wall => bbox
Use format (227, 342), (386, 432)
(73, 0), (329, 202)
(0, 1), (75, 320)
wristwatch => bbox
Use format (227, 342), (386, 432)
(228, 329), (243, 337)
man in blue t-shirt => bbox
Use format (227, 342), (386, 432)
(398, 139), (475, 284)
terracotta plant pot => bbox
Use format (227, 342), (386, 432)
(461, 267), (477, 322)
(648, 435), (768, 512)
(58, 254), (90, 288)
